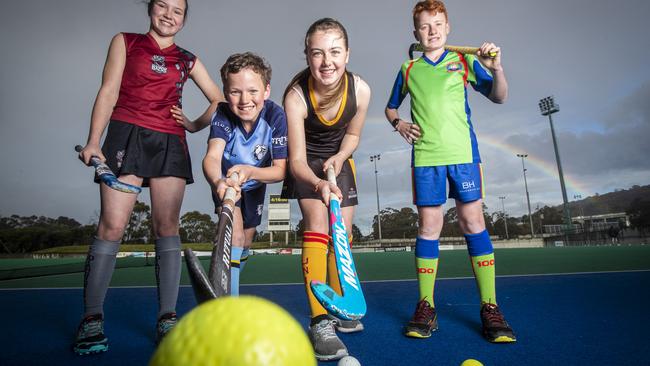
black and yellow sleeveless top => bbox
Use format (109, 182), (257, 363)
(296, 71), (357, 159)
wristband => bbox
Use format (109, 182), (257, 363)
(391, 118), (400, 130)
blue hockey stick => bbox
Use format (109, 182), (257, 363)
(310, 166), (366, 320)
(75, 145), (141, 194)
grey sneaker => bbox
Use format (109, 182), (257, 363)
(330, 315), (364, 333)
(309, 319), (349, 361)
(156, 312), (177, 344)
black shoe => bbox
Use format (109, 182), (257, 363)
(480, 303), (516, 343)
(156, 312), (177, 344)
(404, 299), (438, 338)
(73, 314), (108, 355)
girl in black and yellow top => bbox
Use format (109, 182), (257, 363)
(281, 17), (371, 362)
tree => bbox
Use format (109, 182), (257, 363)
(372, 207), (419, 239)
(441, 207), (461, 236)
(627, 199), (650, 235)
(180, 211), (216, 243)
(123, 201), (151, 243)
(533, 205), (564, 226)
(351, 224), (363, 242)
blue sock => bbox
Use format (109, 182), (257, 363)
(230, 247), (244, 296)
(240, 248), (250, 271)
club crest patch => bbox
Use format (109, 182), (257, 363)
(446, 62), (464, 72)
(151, 55), (167, 74)
(253, 144), (268, 161)
(116, 150), (125, 169)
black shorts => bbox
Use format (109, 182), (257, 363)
(96, 120), (193, 187)
(281, 157), (358, 207)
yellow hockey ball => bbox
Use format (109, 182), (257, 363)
(461, 359), (484, 366)
(150, 296), (316, 366)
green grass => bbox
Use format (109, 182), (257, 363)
(1, 245), (648, 289)
(33, 241), (277, 255)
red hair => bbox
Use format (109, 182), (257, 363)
(412, 0), (448, 26)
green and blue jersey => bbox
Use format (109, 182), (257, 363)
(387, 51), (493, 167)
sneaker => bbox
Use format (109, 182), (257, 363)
(309, 319), (349, 361)
(404, 299), (438, 338)
(330, 315), (364, 333)
(156, 312), (178, 344)
(73, 314), (108, 355)
(480, 303), (516, 343)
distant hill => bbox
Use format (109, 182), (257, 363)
(566, 184), (650, 217)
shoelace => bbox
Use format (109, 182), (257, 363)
(80, 319), (103, 338)
(413, 301), (434, 323)
(314, 320), (337, 341)
(482, 305), (507, 326)
(158, 317), (177, 334)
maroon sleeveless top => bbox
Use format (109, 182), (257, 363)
(111, 33), (196, 137)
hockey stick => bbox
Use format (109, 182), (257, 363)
(409, 43), (497, 60)
(184, 248), (218, 304)
(310, 166), (366, 320)
(208, 171), (239, 297)
(184, 172), (239, 303)
(74, 145), (141, 194)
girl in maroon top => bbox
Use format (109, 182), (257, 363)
(74, 0), (223, 355)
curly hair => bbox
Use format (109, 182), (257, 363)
(220, 52), (272, 87)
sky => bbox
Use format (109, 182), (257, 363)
(1, 0), (649, 235)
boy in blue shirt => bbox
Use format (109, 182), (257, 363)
(203, 52), (288, 295)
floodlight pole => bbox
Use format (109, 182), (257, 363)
(498, 196), (509, 239)
(517, 154), (535, 237)
(370, 154), (382, 243)
(539, 96), (572, 229)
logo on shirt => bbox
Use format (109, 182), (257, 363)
(151, 55), (167, 74)
(253, 144), (268, 161)
(272, 136), (288, 147)
(446, 62), (464, 73)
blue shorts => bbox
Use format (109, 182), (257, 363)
(412, 163), (484, 206)
(213, 184), (266, 229)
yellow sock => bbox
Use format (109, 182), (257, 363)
(302, 231), (329, 318)
(327, 233), (353, 296)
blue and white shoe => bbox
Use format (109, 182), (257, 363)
(73, 314), (108, 355)
(156, 312), (177, 344)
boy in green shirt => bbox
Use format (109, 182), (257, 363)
(385, 0), (516, 343)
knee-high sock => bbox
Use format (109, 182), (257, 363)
(83, 238), (120, 317)
(327, 233), (353, 296)
(239, 248), (250, 271)
(415, 237), (439, 307)
(302, 231), (329, 319)
(230, 247), (244, 297)
(155, 236), (182, 317)
(465, 230), (497, 304)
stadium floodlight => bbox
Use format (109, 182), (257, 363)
(370, 154), (382, 242)
(539, 96), (571, 229)
(498, 196), (509, 239)
(516, 154), (535, 237)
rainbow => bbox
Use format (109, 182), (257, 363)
(378, 136), (590, 198)
(480, 134), (590, 197)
